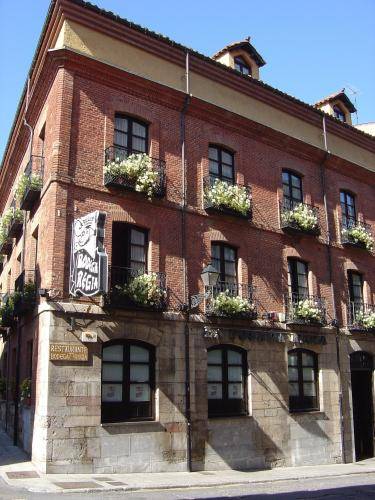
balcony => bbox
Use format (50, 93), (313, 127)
(105, 266), (167, 311)
(341, 219), (374, 252)
(13, 270), (37, 316)
(7, 210), (24, 239)
(284, 293), (326, 326)
(0, 293), (15, 329)
(280, 198), (320, 236)
(204, 176), (252, 219)
(104, 146), (166, 198)
(18, 156), (44, 211)
(0, 239), (12, 257)
(347, 302), (375, 332)
(204, 282), (257, 319)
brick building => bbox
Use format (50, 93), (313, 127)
(0, 0), (374, 474)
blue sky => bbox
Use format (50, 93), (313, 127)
(1, 0), (374, 160)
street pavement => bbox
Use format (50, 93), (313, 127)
(1, 431), (375, 498)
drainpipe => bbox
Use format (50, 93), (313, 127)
(181, 51), (192, 472)
(319, 116), (346, 463)
(13, 78), (34, 446)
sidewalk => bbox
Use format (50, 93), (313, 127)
(1, 431), (375, 494)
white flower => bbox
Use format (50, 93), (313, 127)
(342, 224), (374, 251)
(105, 153), (158, 199)
(356, 311), (375, 329)
(205, 179), (251, 216)
(282, 203), (318, 232)
(294, 298), (322, 322)
(211, 290), (255, 316)
(123, 272), (166, 307)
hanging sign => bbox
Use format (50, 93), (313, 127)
(69, 211), (108, 297)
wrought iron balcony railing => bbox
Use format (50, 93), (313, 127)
(347, 302), (375, 332)
(280, 198), (320, 236)
(13, 269), (37, 316)
(19, 155), (44, 211)
(204, 281), (257, 319)
(103, 146), (166, 198)
(0, 239), (12, 257)
(7, 211), (24, 239)
(284, 293), (326, 325)
(203, 175), (252, 219)
(341, 218), (373, 251)
(105, 266), (167, 311)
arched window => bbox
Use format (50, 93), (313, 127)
(234, 56), (252, 76)
(101, 340), (155, 423)
(209, 145), (235, 184)
(340, 190), (356, 228)
(288, 349), (318, 412)
(282, 170), (303, 205)
(114, 114), (148, 154)
(333, 106), (346, 122)
(207, 345), (247, 417)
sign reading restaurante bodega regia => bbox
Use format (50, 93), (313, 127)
(50, 343), (88, 361)
(69, 210), (108, 297)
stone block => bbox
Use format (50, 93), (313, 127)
(63, 416), (100, 427)
(101, 435), (130, 458)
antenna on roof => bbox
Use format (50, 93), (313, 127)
(345, 84), (360, 125)
(246, 36), (251, 42)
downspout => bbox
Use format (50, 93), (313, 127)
(13, 78), (33, 446)
(181, 51), (192, 472)
(319, 116), (346, 463)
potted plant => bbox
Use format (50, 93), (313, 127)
(293, 298), (322, 324)
(16, 173), (43, 210)
(355, 310), (375, 330)
(7, 208), (24, 239)
(281, 203), (319, 233)
(342, 224), (374, 251)
(211, 290), (256, 318)
(113, 272), (166, 308)
(205, 178), (251, 217)
(0, 295), (16, 327)
(20, 378), (31, 406)
(104, 153), (159, 199)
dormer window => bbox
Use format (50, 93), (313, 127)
(234, 56), (251, 76)
(333, 106), (346, 123)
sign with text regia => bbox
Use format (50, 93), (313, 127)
(69, 211), (108, 297)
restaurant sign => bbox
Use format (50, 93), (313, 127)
(69, 211), (108, 297)
(50, 343), (88, 361)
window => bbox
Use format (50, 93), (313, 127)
(288, 349), (318, 412)
(288, 259), (309, 298)
(340, 190), (356, 228)
(348, 271), (363, 304)
(333, 105), (346, 122)
(282, 170), (303, 204)
(234, 56), (251, 76)
(211, 243), (237, 283)
(209, 146), (234, 184)
(112, 223), (147, 272)
(114, 115), (148, 154)
(101, 341), (155, 423)
(208, 345), (247, 417)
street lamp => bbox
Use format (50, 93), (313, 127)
(189, 263), (220, 309)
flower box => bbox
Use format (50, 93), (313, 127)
(280, 200), (320, 236)
(8, 216), (23, 239)
(341, 223), (374, 252)
(104, 148), (166, 198)
(205, 285), (257, 319)
(0, 239), (12, 257)
(285, 295), (326, 326)
(204, 177), (252, 219)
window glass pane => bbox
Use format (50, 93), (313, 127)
(222, 151), (233, 165)
(132, 122), (147, 138)
(224, 247), (235, 261)
(208, 383), (222, 399)
(208, 366), (222, 382)
(132, 137), (146, 153)
(228, 350), (242, 364)
(131, 246), (146, 263)
(288, 353), (298, 366)
(282, 172), (290, 184)
(340, 192), (345, 203)
(292, 187), (302, 201)
(102, 364), (123, 382)
(131, 229), (145, 245)
(297, 261), (307, 275)
(283, 184), (291, 198)
(114, 131), (127, 147)
(208, 349), (222, 364)
(228, 383), (243, 399)
(102, 384), (122, 402)
(130, 364), (149, 383)
(228, 366), (242, 382)
(115, 116), (128, 132)
(303, 367), (315, 381)
(289, 382), (299, 396)
(224, 262), (236, 278)
(222, 165), (234, 179)
(291, 175), (301, 188)
(130, 383), (150, 402)
(288, 367), (299, 382)
(302, 352), (314, 366)
(103, 345), (123, 362)
(303, 382), (316, 397)
(209, 160), (219, 175)
(209, 147), (218, 161)
(130, 345), (149, 362)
